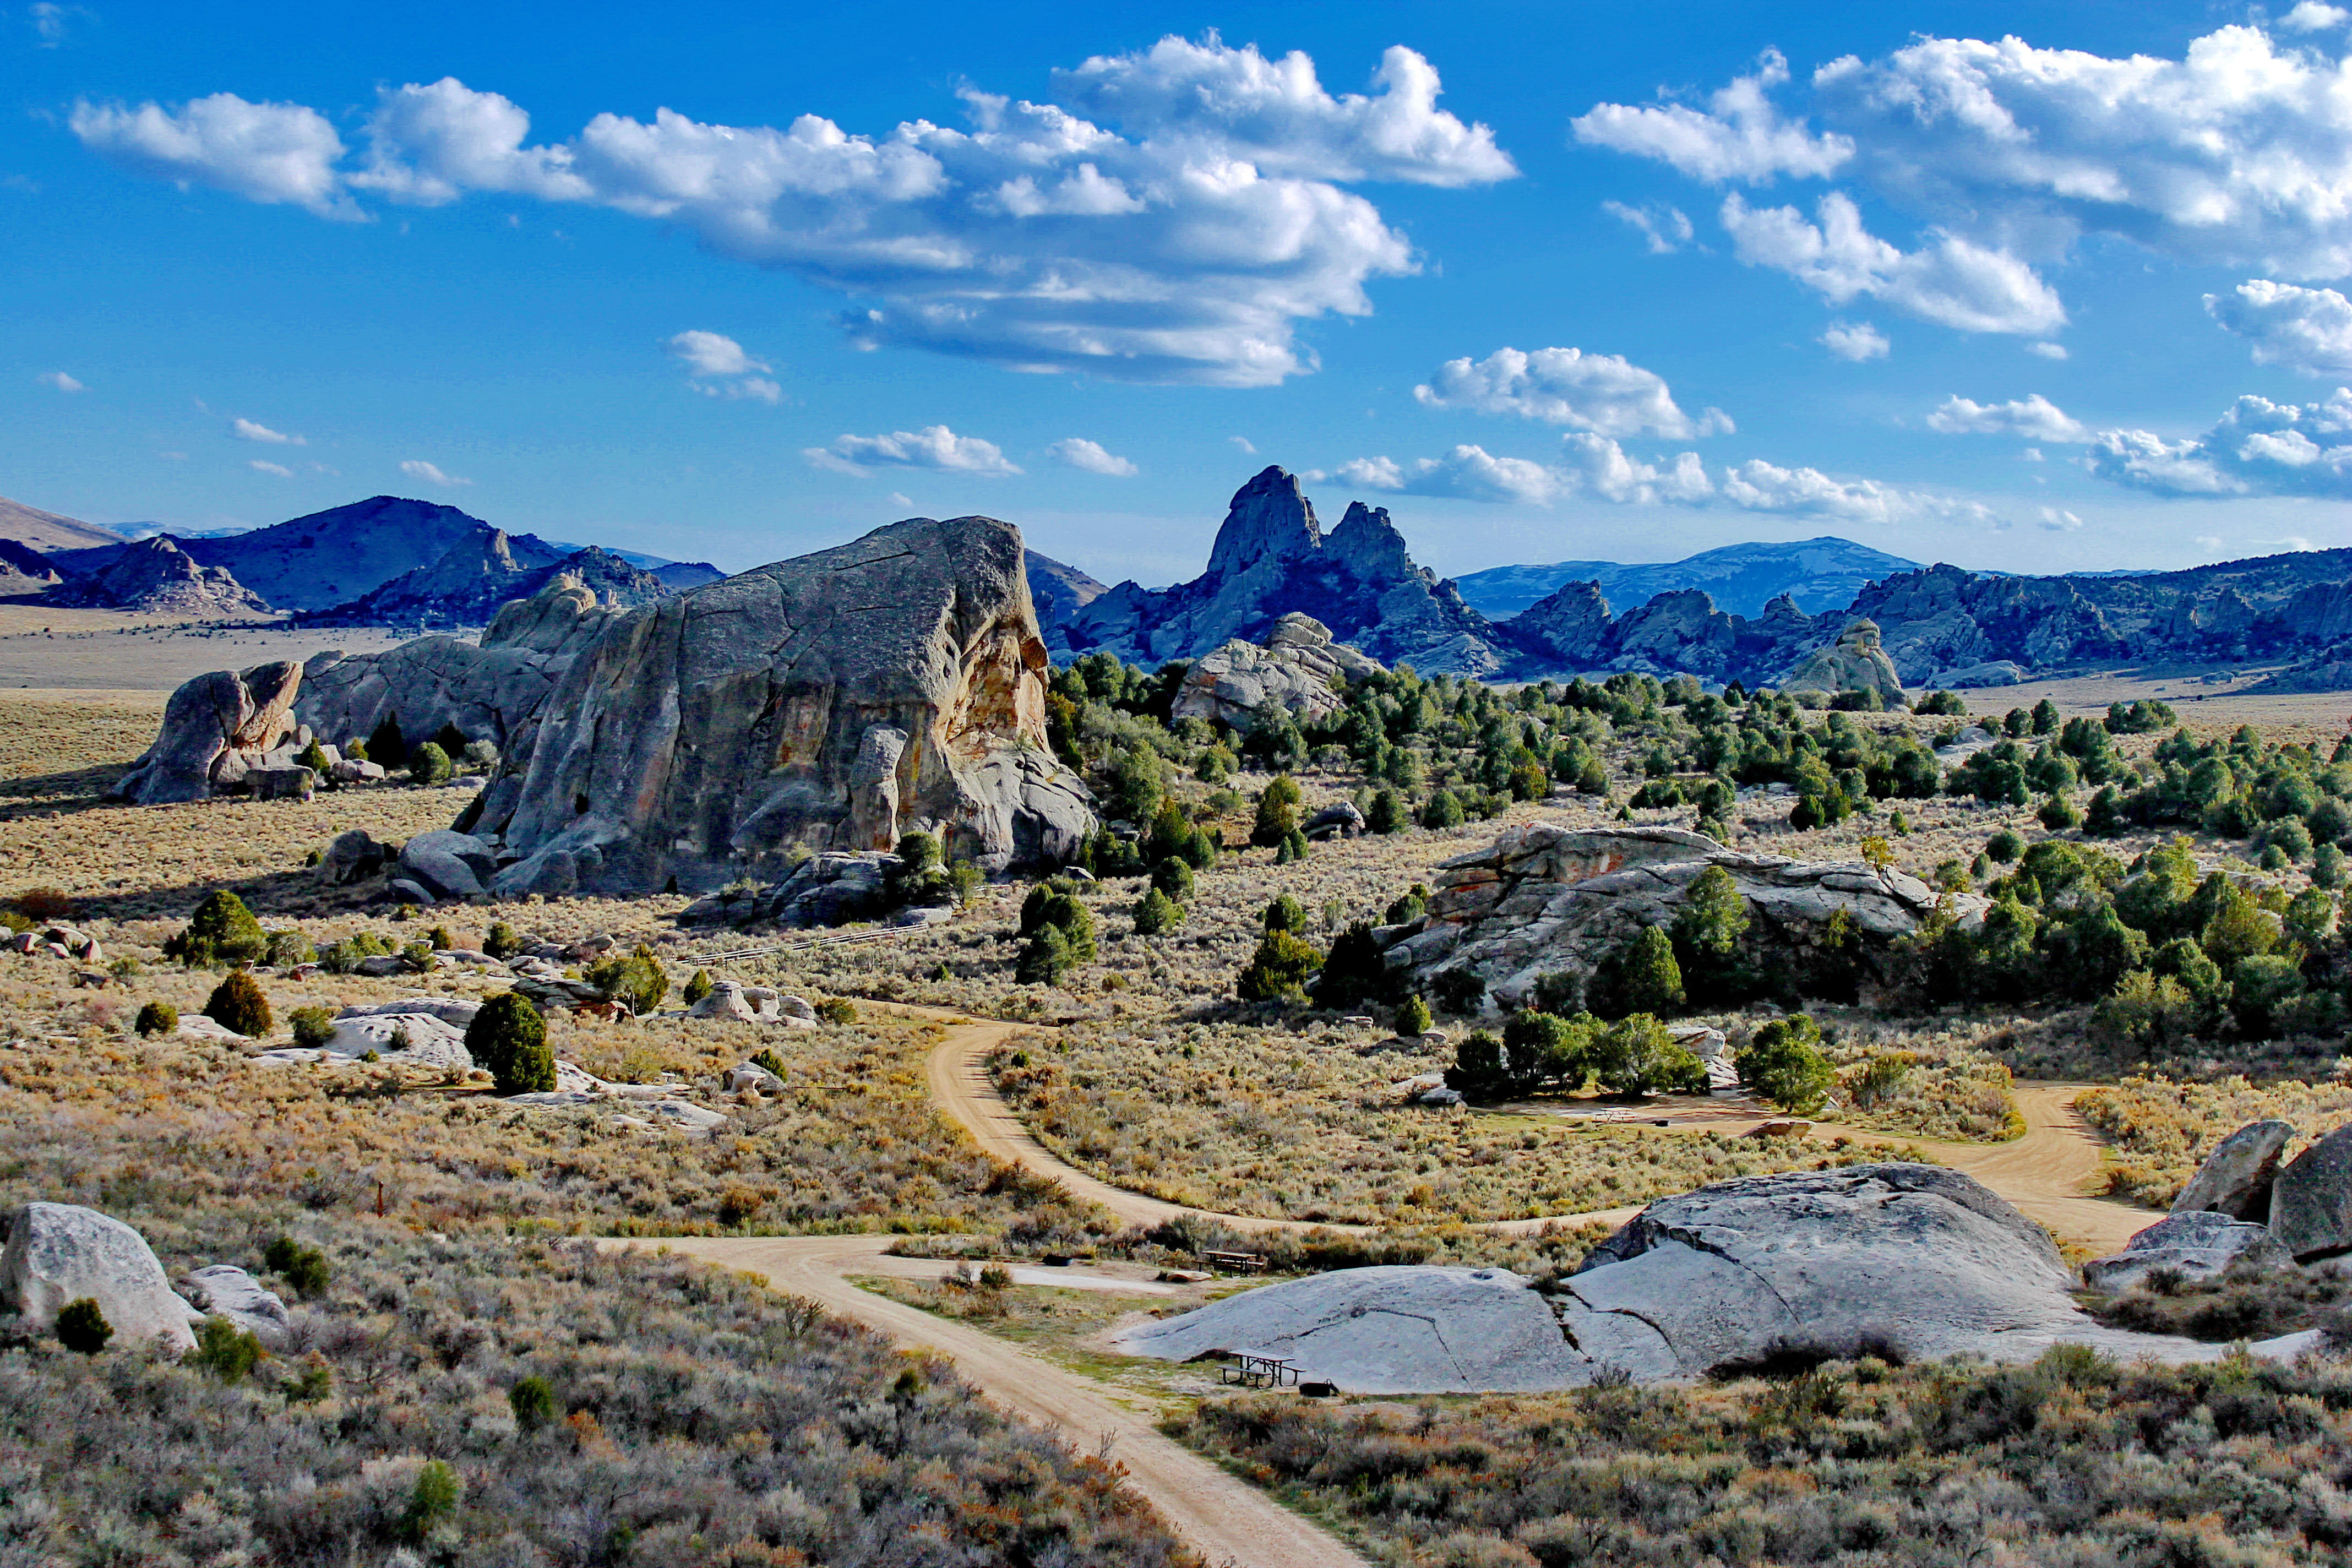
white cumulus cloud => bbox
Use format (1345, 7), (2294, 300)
(2027, 341), (2069, 360)
(70, 92), (352, 215)
(1820, 320), (1888, 361)
(1572, 49), (1852, 184)
(37, 371), (84, 393)
(805, 425), (1021, 477)
(2087, 388), (2352, 497)
(1721, 190), (2064, 335)
(663, 330), (769, 378)
(74, 39), (1513, 386)
(1719, 458), (1998, 526)
(1413, 346), (1731, 438)
(1602, 199), (1694, 253)
(248, 459), (292, 477)
(400, 459), (471, 487)
(1558, 433), (1714, 504)
(1047, 437), (1139, 476)
(1332, 445), (1564, 504)
(2207, 279), (2352, 375)
(231, 418), (302, 445)
(1926, 393), (2087, 442)
(2284, 2), (2351, 31)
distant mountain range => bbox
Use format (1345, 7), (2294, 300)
(1453, 537), (1922, 620)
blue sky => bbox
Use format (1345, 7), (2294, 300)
(7, 0), (2352, 586)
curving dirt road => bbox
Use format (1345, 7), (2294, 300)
(629, 1231), (1368, 1568)
(650, 1006), (2156, 1568)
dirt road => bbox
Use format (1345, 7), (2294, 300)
(630, 1233), (1367, 1568)
(655, 1008), (2153, 1568)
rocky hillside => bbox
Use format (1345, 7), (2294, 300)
(0, 540), (61, 594)
(1067, 466), (1517, 676)
(1026, 549), (1107, 649)
(307, 526), (672, 626)
(1457, 536), (1920, 619)
(0, 495), (123, 553)
(47, 535), (269, 617)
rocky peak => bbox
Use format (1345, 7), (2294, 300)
(1324, 501), (1417, 582)
(1204, 466), (1321, 582)
(1510, 579), (1613, 664)
(52, 535), (269, 616)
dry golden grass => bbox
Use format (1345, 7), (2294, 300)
(2078, 1073), (2352, 1207)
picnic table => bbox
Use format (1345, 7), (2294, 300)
(1218, 1352), (1299, 1389)
(1197, 1248), (1270, 1273)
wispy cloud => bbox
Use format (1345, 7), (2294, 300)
(1048, 437), (1139, 476)
(36, 371), (84, 393)
(399, 459), (471, 487)
(804, 425), (1020, 477)
(248, 459), (292, 477)
(231, 417), (302, 445)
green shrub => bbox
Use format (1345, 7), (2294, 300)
(1589, 1013), (1709, 1097)
(1366, 789), (1407, 834)
(1587, 925), (1685, 1018)
(165, 889), (267, 968)
(1394, 994), (1432, 1035)
(263, 1235), (331, 1297)
(1133, 888), (1183, 936)
(263, 929), (315, 968)
(1250, 775), (1302, 847)
(1236, 929), (1321, 1004)
(483, 922), (522, 960)
(1384, 884), (1429, 924)
(509, 1375), (557, 1433)
(1913, 689), (1968, 716)
(190, 1317), (262, 1383)
(1263, 894), (1308, 934)
(815, 996), (858, 1025)
(466, 992), (556, 1094)
(54, 1297), (110, 1355)
(585, 944), (669, 1016)
(134, 1000), (177, 1037)
(401, 1460), (461, 1542)
(1985, 827), (2025, 863)
(1018, 888), (1096, 964)
(1309, 922), (1392, 1009)
(366, 712), (408, 769)
(296, 739), (331, 775)
(408, 742), (452, 786)
(426, 924), (454, 951)
(203, 971), (272, 1037)
(1016, 924), (1073, 986)
(1149, 857), (1194, 901)
(1736, 1014), (1836, 1114)
(1420, 790), (1465, 829)
(288, 1006), (335, 1049)
(683, 968), (714, 1006)
(1431, 968), (1484, 1015)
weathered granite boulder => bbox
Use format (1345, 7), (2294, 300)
(1380, 822), (1985, 1006)
(2, 1202), (198, 1353)
(2081, 1210), (2278, 1293)
(337, 997), (483, 1029)
(1556, 1165), (2211, 1377)
(483, 516), (1092, 894)
(677, 851), (903, 929)
(1115, 1265), (1586, 1393)
(726, 1059), (787, 1092)
(2268, 1124), (2352, 1262)
(1609, 590), (1739, 682)
(250, 765), (315, 801)
(323, 1011), (472, 1070)
(1303, 801), (1367, 840)
(176, 1265), (292, 1347)
(395, 829), (497, 902)
(113, 661), (303, 804)
(1508, 579), (1613, 669)
(1781, 618), (1907, 704)
(2174, 1120), (2294, 1222)
(1171, 613), (1382, 728)
(318, 828), (392, 885)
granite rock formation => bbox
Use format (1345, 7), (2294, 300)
(2081, 1210), (2277, 1293)
(2173, 1119), (2293, 1222)
(479, 514), (1092, 895)
(1780, 618), (1908, 703)
(303, 524), (623, 626)
(50, 535), (269, 616)
(2269, 1123), (2352, 1262)
(1378, 823), (1986, 1006)
(113, 660), (304, 804)
(1124, 1166), (2232, 1391)
(2, 1201), (198, 1353)
(1066, 467), (1516, 676)
(0, 539), (61, 593)
(1025, 549), (1108, 654)
(1170, 613), (1382, 728)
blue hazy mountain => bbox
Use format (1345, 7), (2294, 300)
(1454, 536), (1923, 620)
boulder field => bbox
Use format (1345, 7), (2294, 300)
(1120, 1165), (2315, 1393)
(114, 515), (1096, 890)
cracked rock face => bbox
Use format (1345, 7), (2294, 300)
(113, 661), (304, 805)
(1380, 823), (1987, 1006)
(1113, 1265), (1587, 1393)
(482, 514), (1093, 893)
(1780, 617), (1908, 703)
(2173, 1119), (2293, 1222)
(1170, 612), (1382, 729)
(1558, 1164), (2214, 1376)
